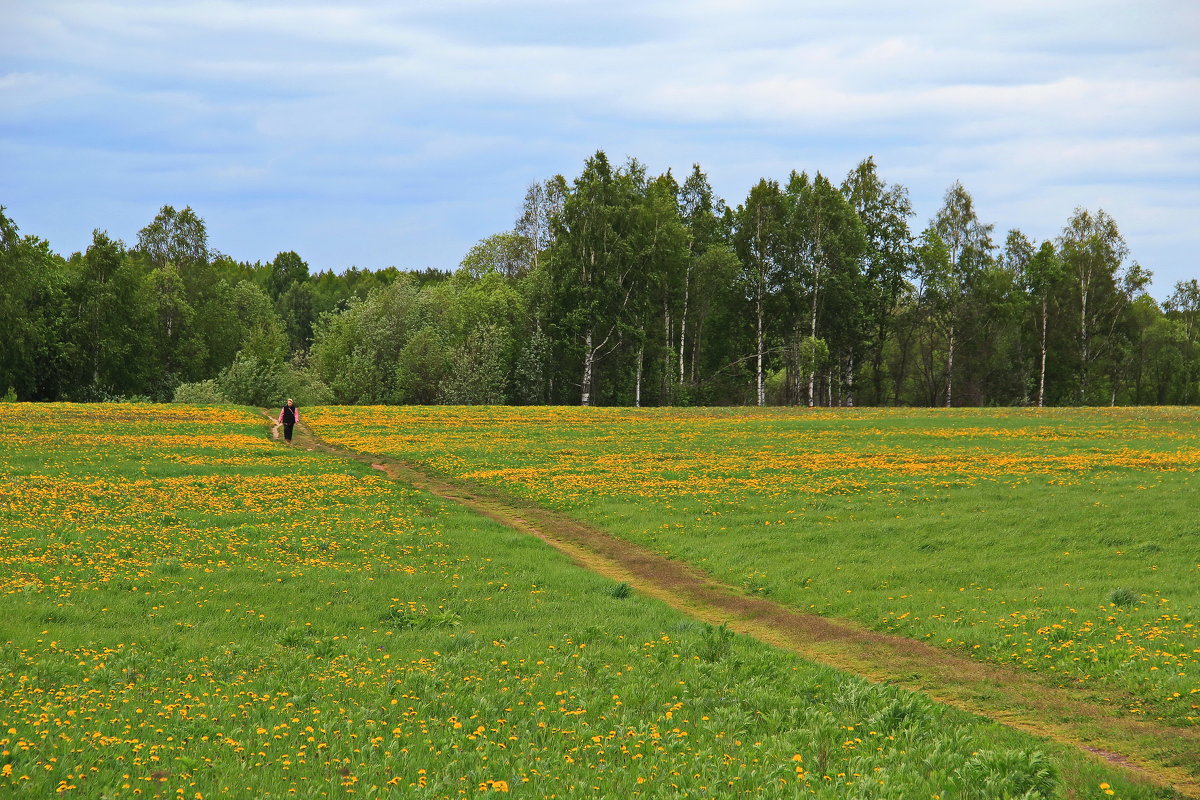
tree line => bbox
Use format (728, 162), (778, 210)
(3, 152), (1198, 407)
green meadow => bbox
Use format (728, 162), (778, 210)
(0, 403), (1186, 798)
(307, 406), (1200, 732)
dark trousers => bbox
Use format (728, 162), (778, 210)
(283, 422), (295, 442)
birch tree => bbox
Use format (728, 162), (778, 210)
(1165, 279), (1200, 342)
(785, 171), (865, 406)
(841, 157), (914, 405)
(930, 182), (994, 406)
(136, 205), (210, 271)
(548, 152), (647, 406)
(1057, 208), (1133, 403)
(634, 170), (688, 406)
(733, 179), (785, 406)
(914, 226), (951, 405)
(0, 208), (70, 400)
(1165, 279), (1200, 404)
(516, 176), (567, 277)
(1000, 230), (1036, 402)
(72, 231), (149, 397)
(147, 263), (200, 390)
(678, 165), (725, 388)
(1024, 241), (1064, 407)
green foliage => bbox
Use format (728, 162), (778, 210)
(959, 748), (1057, 799)
(1107, 587), (1140, 608)
(459, 231), (529, 279)
(310, 277), (425, 403)
(70, 230), (155, 400)
(277, 281), (315, 352)
(147, 263), (200, 379)
(794, 336), (829, 374)
(440, 323), (510, 405)
(545, 151), (690, 405)
(280, 355), (334, 407)
(779, 335), (830, 404)
(394, 326), (452, 404)
(216, 352), (287, 407)
(223, 280), (288, 364)
(843, 157), (915, 405)
(380, 605), (463, 630)
(267, 250), (309, 299)
(0, 157), (1195, 409)
(510, 328), (550, 405)
(697, 622), (734, 663)
(136, 204), (209, 271)
(608, 581), (632, 599)
(1058, 208), (1142, 404)
(733, 177), (787, 406)
(172, 379), (227, 404)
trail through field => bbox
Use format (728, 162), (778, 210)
(272, 413), (1200, 798)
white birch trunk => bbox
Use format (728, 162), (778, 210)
(807, 289), (818, 407)
(635, 343), (644, 408)
(846, 350), (855, 407)
(581, 328), (594, 406)
(945, 322), (955, 408)
(690, 323), (701, 384)
(756, 290), (765, 407)
(663, 300), (672, 402)
(1080, 277), (1089, 402)
(1038, 298), (1048, 408)
(679, 280), (688, 386)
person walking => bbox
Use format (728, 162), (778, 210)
(278, 398), (299, 444)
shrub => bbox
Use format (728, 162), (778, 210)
(217, 353), (287, 407)
(697, 622), (734, 663)
(172, 379), (228, 404)
(958, 748), (1057, 799)
(394, 327), (452, 404)
(281, 365), (334, 407)
(380, 606), (462, 630)
(833, 681), (932, 735)
(608, 582), (632, 599)
(153, 558), (183, 576)
(440, 323), (510, 405)
(1107, 587), (1140, 607)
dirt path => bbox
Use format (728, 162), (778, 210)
(271, 413), (1200, 797)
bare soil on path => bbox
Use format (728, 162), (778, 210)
(270, 413), (1200, 798)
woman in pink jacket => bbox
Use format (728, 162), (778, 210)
(278, 399), (299, 444)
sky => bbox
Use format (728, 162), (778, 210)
(2, 0), (1198, 297)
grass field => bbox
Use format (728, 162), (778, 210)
(305, 406), (1200, 732)
(0, 403), (1181, 798)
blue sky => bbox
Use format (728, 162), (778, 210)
(2, 1), (1198, 296)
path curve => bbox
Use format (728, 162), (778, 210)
(269, 412), (1199, 798)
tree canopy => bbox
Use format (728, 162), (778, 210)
(0, 153), (1192, 408)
